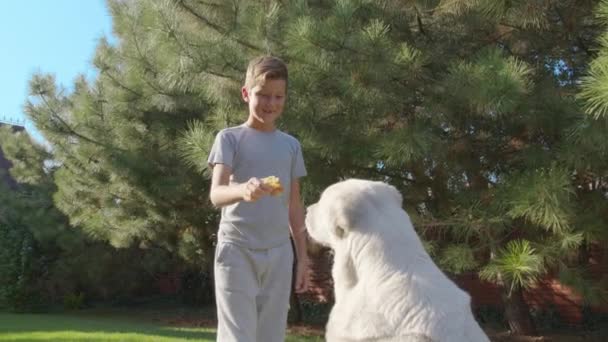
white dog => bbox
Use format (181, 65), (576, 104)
(305, 179), (489, 342)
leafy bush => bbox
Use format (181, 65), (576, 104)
(179, 269), (214, 306)
(63, 292), (85, 310)
(581, 305), (608, 330)
(0, 222), (47, 312)
(529, 305), (563, 331)
(291, 299), (332, 326)
(474, 305), (507, 329)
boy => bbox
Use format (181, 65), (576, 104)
(207, 56), (310, 342)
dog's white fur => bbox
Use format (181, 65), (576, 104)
(305, 179), (489, 342)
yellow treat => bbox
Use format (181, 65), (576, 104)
(262, 176), (283, 196)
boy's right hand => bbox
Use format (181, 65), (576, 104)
(242, 177), (272, 202)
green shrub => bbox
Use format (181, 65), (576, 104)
(63, 292), (85, 310)
(530, 305), (563, 331)
(474, 305), (507, 329)
(0, 222), (47, 312)
(291, 299), (332, 326)
(581, 305), (608, 330)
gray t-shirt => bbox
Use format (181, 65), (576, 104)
(207, 124), (307, 249)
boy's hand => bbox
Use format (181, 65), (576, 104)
(242, 177), (272, 202)
(261, 176), (284, 196)
(294, 258), (310, 294)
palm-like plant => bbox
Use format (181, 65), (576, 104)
(479, 240), (544, 334)
(480, 240), (545, 295)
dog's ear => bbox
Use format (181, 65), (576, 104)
(332, 248), (358, 292)
(320, 179), (390, 239)
(327, 185), (384, 238)
(329, 194), (366, 239)
(334, 182), (405, 238)
(333, 224), (347, 239)
(332, 204), (353, 239)
(308, 199), (349, 242)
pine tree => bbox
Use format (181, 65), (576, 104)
(24, 2), (217, 267)
(175, 0), (606, 334)
(0, 126), (71, 311)
(0, 125), (195, 309)
(22, 0), (608, 334)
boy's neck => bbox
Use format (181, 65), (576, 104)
(244, 118), (276, 132)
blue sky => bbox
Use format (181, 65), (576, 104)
(0, 0), (113, 143)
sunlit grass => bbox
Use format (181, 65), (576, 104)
(0, 313), (322, 341)
(0, 331), (201, 341)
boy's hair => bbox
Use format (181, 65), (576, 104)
(244, 56), (288, 90)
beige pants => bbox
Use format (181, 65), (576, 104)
(214, 241), (294, 342)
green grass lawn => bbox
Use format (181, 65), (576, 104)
(0, 312), (323, 341)
(2, 311), (607, 341)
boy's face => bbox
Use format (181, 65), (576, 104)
(242, 79), (286, 129)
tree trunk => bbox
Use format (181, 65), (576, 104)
(501, 286), (537, 336)
(578, 242), (589, 265)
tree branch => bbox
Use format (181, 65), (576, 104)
(177, 0), (263, 52)
(37, 95), (125, 152)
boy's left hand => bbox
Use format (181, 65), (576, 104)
(294, 258), (310, 293)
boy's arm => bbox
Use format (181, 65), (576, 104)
(288, 179), (307, 259)
(209, 163), (269, 207)
(289, 179), (310, 293)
